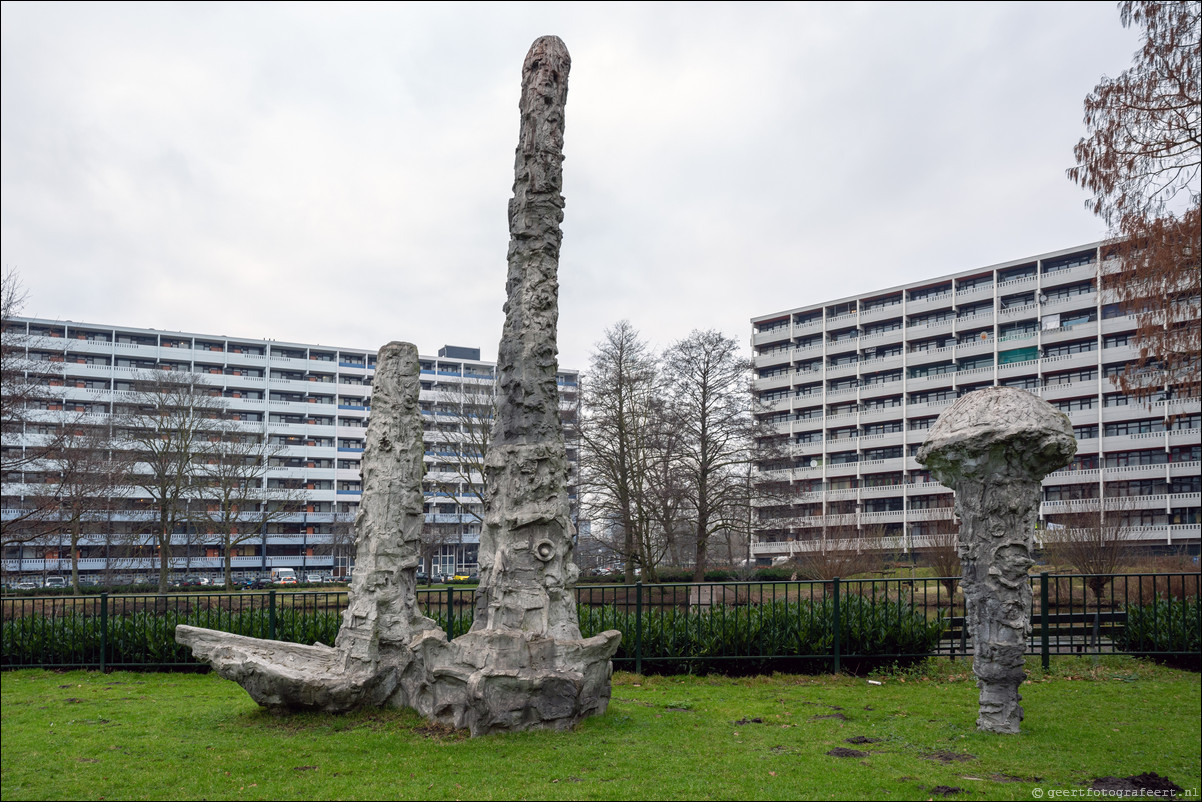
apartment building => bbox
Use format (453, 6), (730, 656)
(749, 242), (1201, 563)
(0, 319), (580, 582)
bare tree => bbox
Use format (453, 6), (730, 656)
(1069, 0), (1201, 400)
(28, 420), (132, 593)
(580, 321), (660, 582)
(0, 272), (75, 553)
(115, 369), (225, 593)
(920, 516), (961, 599)
(191, 418), (305, 589)
(662, 329), (754, 583)
(1042, 497), (1138, 605)
(791, 520), (886, 582)
(422, 376), (494, 572)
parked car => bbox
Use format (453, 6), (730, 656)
(276, 575), (298, 585)
(44, 576), (67, 589)
(304, 574), (324, 584)
(242, 577), (272, 590)
(415, 571), (430, 585)
(16, 581), (37, 591)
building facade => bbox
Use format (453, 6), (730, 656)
(749, 242), (1201, 563)
(1, 319), (580, 583)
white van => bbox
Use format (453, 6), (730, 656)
(271, 568), (297, 585)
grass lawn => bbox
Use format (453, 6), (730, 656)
(1, 656), (1198, 801)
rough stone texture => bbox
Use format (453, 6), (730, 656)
(473, 34), (580, 642)
(916, 387), (1076, 734)
(177, 342), (442, 714)
(335, 342), (439, 664)
(178, 38), (620, 736)
(456, 33), (621, 732)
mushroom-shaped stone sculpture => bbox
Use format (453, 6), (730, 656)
(916, 386), (1076, 734)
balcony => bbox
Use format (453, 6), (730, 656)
(998, 302), (1038, 321)
(997, 274), (1039, 291)
(752, 326), (791, 347)
(1041, 320), (1099, 343)
(905, 291), (953, 313)
(954, 283), (994, 302)
(1041, 260), (1099, 285)
(755, 372), (792, 391)
(858, 303), (902, 325)
(825, 361), (860, 379)
(754, 349), (791, 369)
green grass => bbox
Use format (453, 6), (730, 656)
(2, 657), (1198, 801)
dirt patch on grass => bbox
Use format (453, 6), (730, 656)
(734, 717), (764, 725)
(412, 722), (466, 741)
(811, 712), (848, 721)
(923, 750), (976, 764)
(1091, 773), (1183, 794)
(826, 747), (868, 758)
(929, 785), (962, 796)
(845, 736), (881, 744)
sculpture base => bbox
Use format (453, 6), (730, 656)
(176, 625), (621, 736)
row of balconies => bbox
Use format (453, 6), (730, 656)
(751, 523), (1200, 555)
(755, 458), (1200, 487)
(756, 301), (1124, 369)
(754, 261), (1104, 346)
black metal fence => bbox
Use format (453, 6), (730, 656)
(2, 573), (1197, 673)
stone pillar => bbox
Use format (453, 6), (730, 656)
(175, 341), (439, 712)
(472, 35), (581, 641)
(336, 341), (438, 666)
(916, 387), (1075, 734)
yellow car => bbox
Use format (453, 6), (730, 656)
(451, 572), (478, 583)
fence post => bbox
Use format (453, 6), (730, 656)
(832, 577), (841, 675)
(446, 586), (455, 640)
(1040, 572), (1049, 670)
(99, 593), (108, 672)
(635, 580), (643, 676)
(268, 590), (277, 641)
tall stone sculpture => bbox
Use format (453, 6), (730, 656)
(916, 387), (1076, 734)
(435, 33), (621, 733)
(473, 34), (581, 642)
(177, 36), (620, 736)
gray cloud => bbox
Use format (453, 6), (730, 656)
(2, 1), (1139, 369)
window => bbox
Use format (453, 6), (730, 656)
(1170, 414), (1201, 431)
(1044, 484), (1099, 501)
(1044, 339), (1096, 358)
(909, 283), (952, 301)
(1105, 420), (1165, 436)
(1105, 450), (1168, 467)
(1103, 333), (1131, 349)
(862, 396), (902, 410)
(1073, 425), (1099, 440)
(1054, 397), (1096, 412)
(1042, 281), (1095, 301)
(1044, 368), (1097, 386)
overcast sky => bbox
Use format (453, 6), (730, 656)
(1, 2), (1142, 372)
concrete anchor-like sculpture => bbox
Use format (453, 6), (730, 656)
(916, 386), (1076, 734)
(177, 35), (621, 735)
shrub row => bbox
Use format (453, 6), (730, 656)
(579, 596), (946, 676)
(5, 597), (1197, 675)
(1113, 597), (1201, 671)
